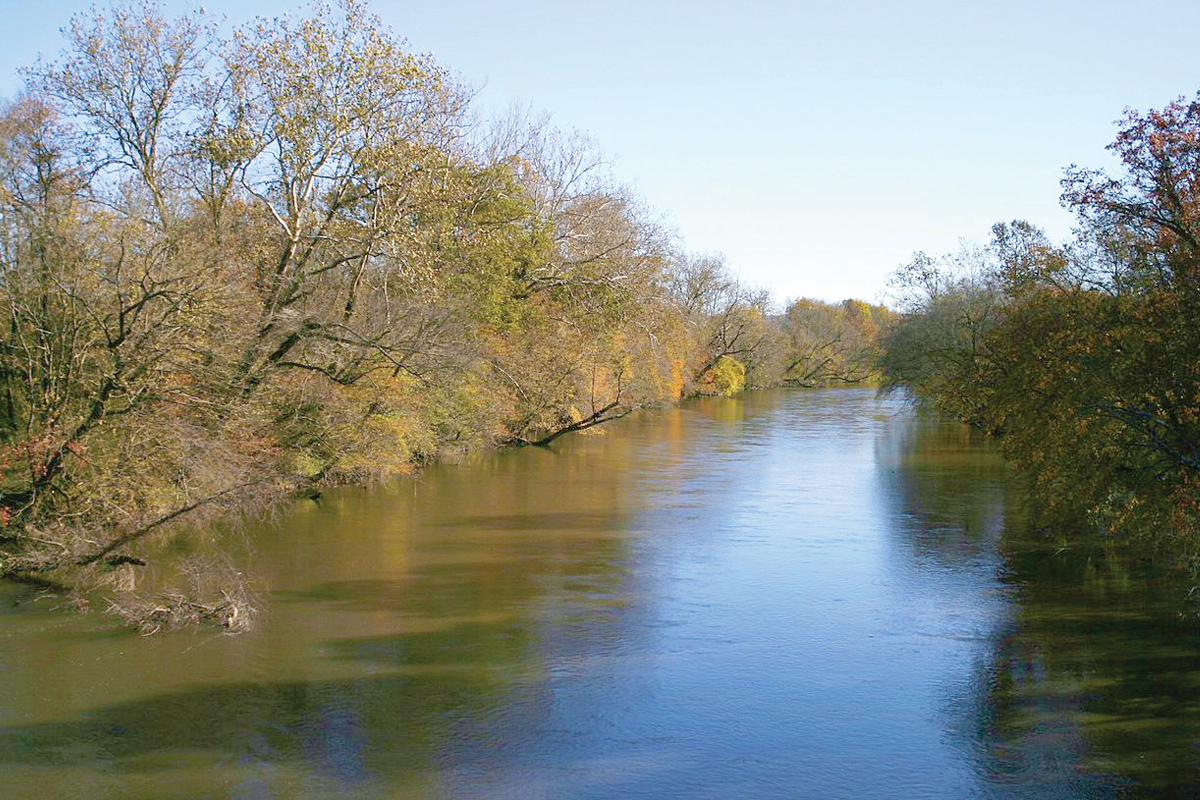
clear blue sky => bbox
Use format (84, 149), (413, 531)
(3, 0), (1199, 303)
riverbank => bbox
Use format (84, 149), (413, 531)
(5, 388), (1199, 797)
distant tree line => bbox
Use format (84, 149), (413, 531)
(878, 94), (1200, 550)
(0, 1), (888, 628)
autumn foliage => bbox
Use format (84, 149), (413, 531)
(0, 1), (882, 626)
(880, 94), (1200, 549)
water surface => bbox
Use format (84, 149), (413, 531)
(1, 388), (1197, 798)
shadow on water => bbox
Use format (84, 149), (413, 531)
(0, 561), (654, 799)
(874, 410), (1010, 571)
(877, 407), (1200, 797)
(0, 667), (536, 799)
(0, 476), (646, 798)
(975, 553), (1200, 798)
(0, 552), (564, 798)
(6, 389), (1200, 799)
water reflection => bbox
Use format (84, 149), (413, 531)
(979, 553), (1200, 796)
(874, 411), (1010, 572)
(874, 406), (1200, 797)
(1, 389), (1198, 798)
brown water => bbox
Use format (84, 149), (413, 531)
(1, 388), (1198, 798)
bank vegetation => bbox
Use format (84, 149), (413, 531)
(0, 1), (889, 630)
(878, 94), (1200, 556)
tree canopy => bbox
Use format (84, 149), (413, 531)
(0, 1), (883, 629)
(878, 94), (1200, 549)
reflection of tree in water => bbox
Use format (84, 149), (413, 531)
(0, 427), (657, 798)
(874, 409), (1015, 572)
(973, 552), (1200, 797)
(879, 409), (1200, 796)
(0, 657), (538, 798)
(0, 560), (565, 797)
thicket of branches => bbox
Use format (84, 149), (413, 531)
(878, 95), (1200, 550)
(0, 1), (886, 630)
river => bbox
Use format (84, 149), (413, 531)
(1, 388), (1198, 798)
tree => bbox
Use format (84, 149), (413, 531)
(781, 297), (891, 387)
(878, 94), (1200, 544)
(664, 253), (779, 395)
(30, 1), (213, 229)
(1062, 94), (1200, 292)
(0, 1), (821, 629)
(877, 244), (1006, 425)
(474, 113), (686, 444)
(0, 1), (489, 625)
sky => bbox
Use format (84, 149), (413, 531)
(2, 0), (1199, 304)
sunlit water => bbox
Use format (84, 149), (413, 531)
(1, 388), (1197, 798)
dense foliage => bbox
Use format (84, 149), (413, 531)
(0, 1), (886, 627)
(879, 96), (1200, 550)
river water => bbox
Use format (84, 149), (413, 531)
(1, 388), (1198, 798)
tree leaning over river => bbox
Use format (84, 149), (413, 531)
(0, 1), (887, 628)
(878, 95), (1200, 549)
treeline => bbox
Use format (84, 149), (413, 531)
(0, 1), (887, 625)
(878, 94), (1200, 549)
